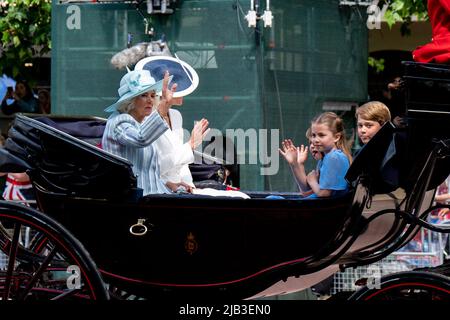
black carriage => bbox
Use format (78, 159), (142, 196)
(0, 62), (449, 301)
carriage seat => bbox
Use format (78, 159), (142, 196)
(37, 117), (237, 189)
(345, 121), (400, 196)
(2, 115), (140, 200)
(2, 115), (240, 201)
(36, 116), (106, 146)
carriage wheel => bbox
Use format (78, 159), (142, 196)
(0, 201), (109, 300)
(348, 271), (450, 301)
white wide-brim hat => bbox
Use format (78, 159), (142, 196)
(105, 69), (171, 113)
(134, 56), (199, 98)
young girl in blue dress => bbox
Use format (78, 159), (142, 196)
(275, 112), (352, 199)
(304, 112), (352, 198)
(279, 128), (323, 197)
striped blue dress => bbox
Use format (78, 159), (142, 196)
(102, 111), (170, 195)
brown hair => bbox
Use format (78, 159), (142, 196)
(356, 101), (391, 125)
(305, 127), (311, 140)
(311, 112), (352, 163)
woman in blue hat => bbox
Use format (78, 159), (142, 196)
(102, 68), (197, 195)
(134, 56), (249, 198)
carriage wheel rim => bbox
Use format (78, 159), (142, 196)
(0, 209), (105, 300)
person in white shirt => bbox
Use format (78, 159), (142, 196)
(155, 104), (207, 188)
(135, 56), (249, 199)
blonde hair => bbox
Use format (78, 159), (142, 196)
(117, 100), (135, 114)
(356, 101), (391, 125)
(117, 91), (160, 114)
(311, 112), (353, 163)
(305, 127), (311, 140)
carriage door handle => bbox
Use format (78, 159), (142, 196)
(129, 219), (152, 236)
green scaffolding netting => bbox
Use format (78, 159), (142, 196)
(52, 0), (368, 191)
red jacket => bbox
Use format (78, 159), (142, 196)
(413, 0), (450, 64)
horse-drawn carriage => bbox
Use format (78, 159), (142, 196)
(0, 62), (449, 300)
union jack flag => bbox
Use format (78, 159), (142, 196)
(2, 175), (36, 207)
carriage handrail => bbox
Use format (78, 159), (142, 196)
(14, 115), (132, 166)
(1, 199), (37, 204)
(335, 127), (450, 270)
(193, 150), (226, 165)
(291, 182), (371, 275)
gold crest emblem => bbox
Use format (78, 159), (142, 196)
(185, 232), (198, 255)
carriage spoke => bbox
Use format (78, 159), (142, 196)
(50, 288), (81, 300)
(0, 206), (108, 301)
(3, 223), (21, 300)
(34, 237), (49, 254)
(19, 248), (58, 301)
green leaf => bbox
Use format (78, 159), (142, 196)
(12, 65), (20, 78)
(2, 32), (10, 44)
(368, 57), (385, 73)
(391, 1), (405, 11)
(29, 24), (37, 35)
(18, 48), (27, 59)
(384, 11), (396, 28)
(392, 12), (403, 22)
(13, 35), (20, 47)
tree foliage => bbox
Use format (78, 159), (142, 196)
(0, 0), (51, 80)
(383, 0), (429, 35)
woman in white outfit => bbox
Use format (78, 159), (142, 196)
(155, 106), (197, 187)
(135, 56), (249, 199)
